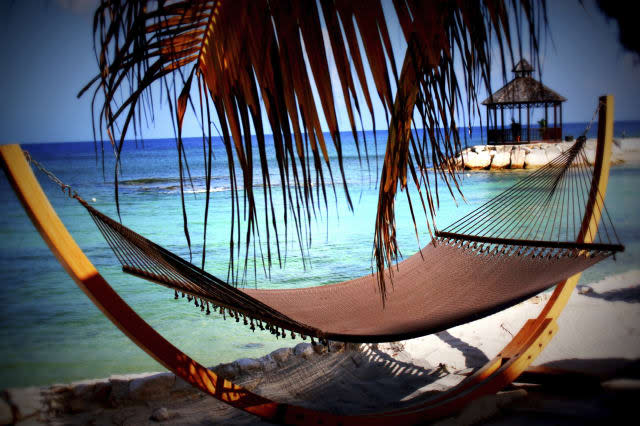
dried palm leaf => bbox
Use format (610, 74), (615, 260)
(81, 0), (546, 302)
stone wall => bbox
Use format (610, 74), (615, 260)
(0, 341), (353, 425)
(452, 139), (629, 171)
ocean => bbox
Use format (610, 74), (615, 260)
(1, 121), (639, 388)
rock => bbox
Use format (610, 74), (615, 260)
(6, 387), (43, 421)
(257, 355), (278, 373)
(150, 407), (171, 422)
(578, 285), (593, 295)
(129, 372), (175, 401)
(214, 363), (239, 380)
(475, 151), (492, 169)
(109, 373), (147, 403)
(583, 149), (596, 165)
(510, 148), (526, 169)
(270, 347), (292, 364)
(545, 145), (562, 161)
(611, 153), (625, 165)
(313, 343), (328, 355)
(71, 380), (98, 399)
(461, 151), (478, 169)
(234, 358), (262, 375)
(293, 342), (314, 359)
(171, 376), (194, 393)
(49, 385), (71, 395)
(48, 398), (65, 414)
(463, 150), (491, 169)
(0, 398), (12, 425)
(329, 341), (345, 353)
(557, 142), (573, 153)
(93, 381), (112, 402)
(491, 151), (511, 169)
(524, 149), (548, 168)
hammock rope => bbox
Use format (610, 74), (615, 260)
(22, 114), (623, 344)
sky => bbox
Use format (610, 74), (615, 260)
(0, 0), (638, 144)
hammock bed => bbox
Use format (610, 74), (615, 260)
(0, 96), (622, 424)
(73, 121), (621, 344)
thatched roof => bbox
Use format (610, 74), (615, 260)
(482, 76), (566, 105)
(512, 58), (533, 74)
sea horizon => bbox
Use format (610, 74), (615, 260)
(17, 119), (640, 146)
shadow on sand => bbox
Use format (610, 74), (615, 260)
(582, 285), (640, 303)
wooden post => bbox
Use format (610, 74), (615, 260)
(500, 106), (504, 143)
(560, 103), (563, 140)
(518, 104), (522, 124)
(544, 104), (548, 126)
(554, 104), (558, 140)
(487, 106), (492, 143)
(526, 103), (530, 142)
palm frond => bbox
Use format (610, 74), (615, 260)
(83, 0), (546, 302)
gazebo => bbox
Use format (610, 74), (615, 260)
(482, 59), (566, 144)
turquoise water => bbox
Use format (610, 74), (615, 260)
(1, 124), (639, 388)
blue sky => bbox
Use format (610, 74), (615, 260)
(0, 0), (638, 143)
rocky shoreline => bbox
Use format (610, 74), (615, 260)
(0, 341), (537, 426)
(0, 341), (354, 425)
(451, 137), (640, 170)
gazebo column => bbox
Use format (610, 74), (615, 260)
(501, 106), (504, 143)
(559, 103), (563, 140)
(544, 104), (548, 126)
(518, 104), (521, 124)
(553, 103), (558, 141)
(518, 104), (522, 143)
(526, 103), (530, 142)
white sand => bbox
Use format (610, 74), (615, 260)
(387, 269), (640, 376)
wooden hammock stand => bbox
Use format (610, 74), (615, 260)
(0, 95), (615, 424)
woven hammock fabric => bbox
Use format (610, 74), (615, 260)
(244, 242), (608, 341)
(82, 199), (614, 343)
(68, 134), (622, 343)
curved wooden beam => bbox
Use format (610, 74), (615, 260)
(0, 95), (614, 424)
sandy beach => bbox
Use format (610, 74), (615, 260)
(3, 269), (639, 425)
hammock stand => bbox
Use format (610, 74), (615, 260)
(0, 95), (618, 424)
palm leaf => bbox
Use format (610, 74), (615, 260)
(82, 0), (546, 302)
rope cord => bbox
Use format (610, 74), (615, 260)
(437, 101), (623, 256)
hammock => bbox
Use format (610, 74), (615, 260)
(26, 123), (622, 345)
(0, 95), (623, 423)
